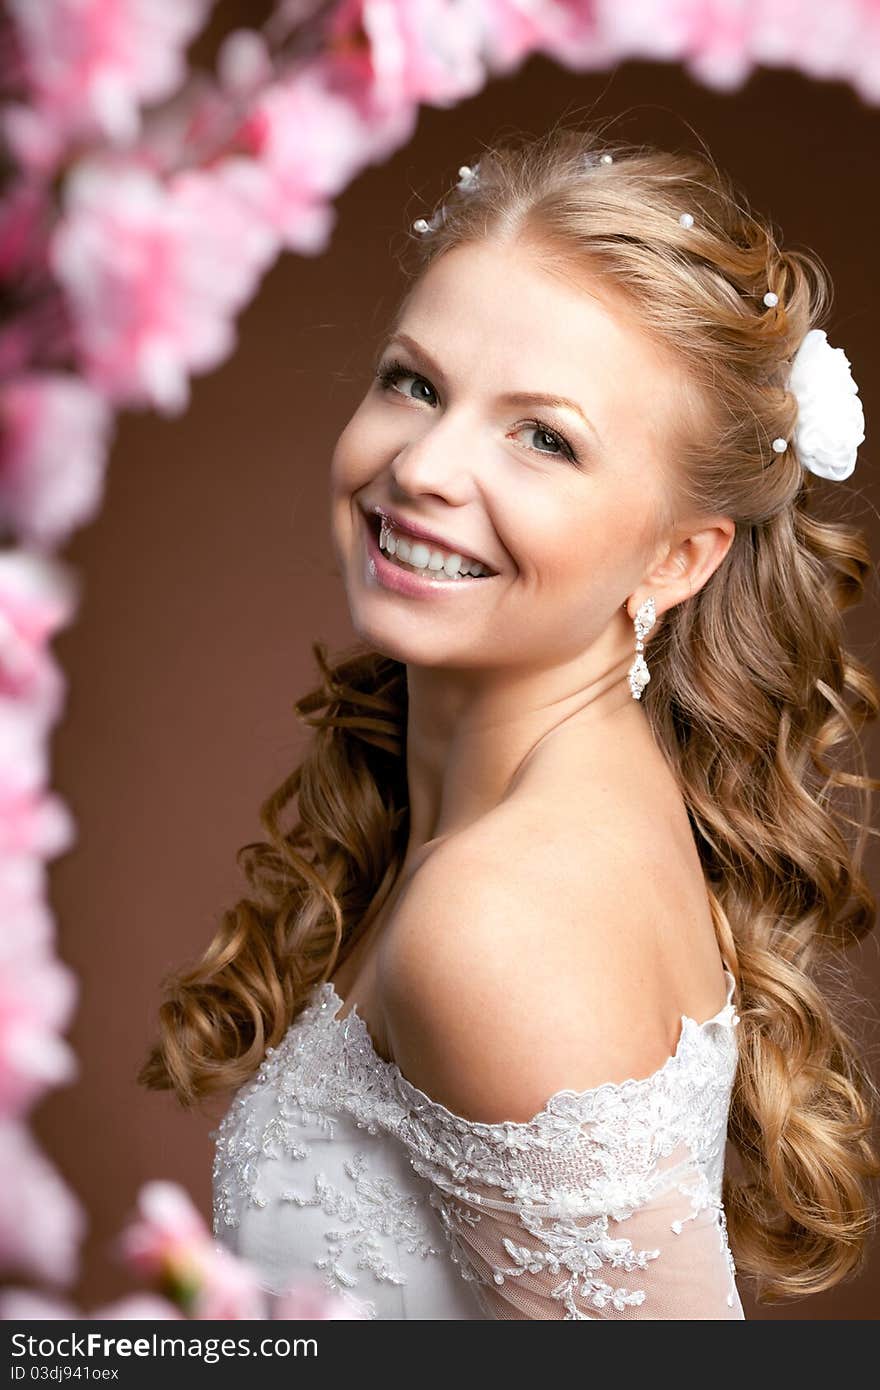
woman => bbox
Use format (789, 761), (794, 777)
(139, 123), (880, 1319)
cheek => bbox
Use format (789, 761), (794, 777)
(517, 494), (640, 598)
(329, 415), (373, 500)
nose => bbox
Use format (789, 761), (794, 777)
(388, 411), (478, 504)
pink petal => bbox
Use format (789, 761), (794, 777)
(0, 1121), (87, 1285)
(116, 1180), (210, 1278)
(0, 927), (79, 1118)
(7, 0), (213, 165)
(0, 1288), (79, 1319)
(273, 1277), (374, 1320)
(89, 1294), (185, 1320)
(0, 374), (114, 549)
(50, 159), (279, 413)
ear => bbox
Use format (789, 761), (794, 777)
(630, 513), (736, 618)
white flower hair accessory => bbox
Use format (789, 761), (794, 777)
(779, 328), (866, 482)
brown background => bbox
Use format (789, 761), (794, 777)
(32, 44), (880, 1317)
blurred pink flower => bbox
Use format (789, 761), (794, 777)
(584, 0), (880, 99)
(0, 853), (58, 958)
(325, 0), (486, 110)
(117, 1181), (266, 1319)
(0, 374), (114, 548)
(588, 0), (752, 86)
(466, 0), (602, 76)
(0, 297), (74, 381)
(0, 661), (69, 802)
(5, 0), (213, 172)
(0, 1288), (184, 1319)
(0, 555), (76, 853)
(0, 1120), (87, 1286)
(190, 1243), (269, 1320)
(117, 1181), (207, 1275)
(0, 178), (53, 282)
(0, 550), (80, 696)
(88, 1293), (185, 1319)
(0, 922), (78, 1119)
(50, 159), (280, 413)
(273, 1277), (374, 1320)
(0, 787), (75, 861)
(217, 28), (274, 96)
(0, 1288), (79, 1319)
(216, 61), (412, 254)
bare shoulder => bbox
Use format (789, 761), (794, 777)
(381, 789), (728, 1126)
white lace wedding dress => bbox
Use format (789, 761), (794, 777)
(211, 965), (744, 1319)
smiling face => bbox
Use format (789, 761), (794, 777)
(330, 239), (694, 675)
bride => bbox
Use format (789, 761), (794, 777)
(139, 123), (879, 1320)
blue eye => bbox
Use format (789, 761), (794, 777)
(375, 359), (436, 406)
(374, 358), (583, 468)
(520, 424), (575, 460)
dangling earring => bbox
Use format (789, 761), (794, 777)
(627, 596), (656, 700)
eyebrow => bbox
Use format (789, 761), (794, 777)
(380, 331), (603, 447)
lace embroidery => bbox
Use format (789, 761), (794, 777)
(212, 969), (742, 1318)
(280, 1149), (443, 1291)
(211, 1051), (448, 1302)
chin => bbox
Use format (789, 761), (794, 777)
(346, 611), (437, 665)
(343, 604), (470, 669)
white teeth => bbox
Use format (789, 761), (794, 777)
(378, 518), (490, 578)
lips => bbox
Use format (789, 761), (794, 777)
(368, 505), (498, 574)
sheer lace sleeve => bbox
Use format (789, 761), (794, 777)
(393, 986), (743, 1320)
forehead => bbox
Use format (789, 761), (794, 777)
(394, 240), (688, 450)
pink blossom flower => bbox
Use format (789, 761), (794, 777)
(0, 1288), (184, 1319)
(0, 1288), (80, 1319)
(588, 0), (751, 87)
(325, 0), (486, 111)
(5, 0), (213, 173)
(117, 1181), (207, 1276)
(0, 1120), (87, 1285)
(0, 550), (79, 697)
(216, 60), (411, 255)
(0, 297), (75, 382)
(0, 853), (56, 954)
(0, 178), (53, 282)
(0, 554), (76, 837)
(0, 922), (78, 1119)
(0, 374), (114, 548)
(465, 0), (601, 76)
(583, 0), (880, 98)
(734, 0), (880, 99)
(0, 786), (75, 861)
(189, 1242), (269, 1320)
(117, 1181), (266, 1319)
(273, 1277), (374, 1320)
(50, 159), (279, 413)
(88, 1293), (185, 1319)
(0, 663), (68, 800)
(217, 29), (274, 96)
